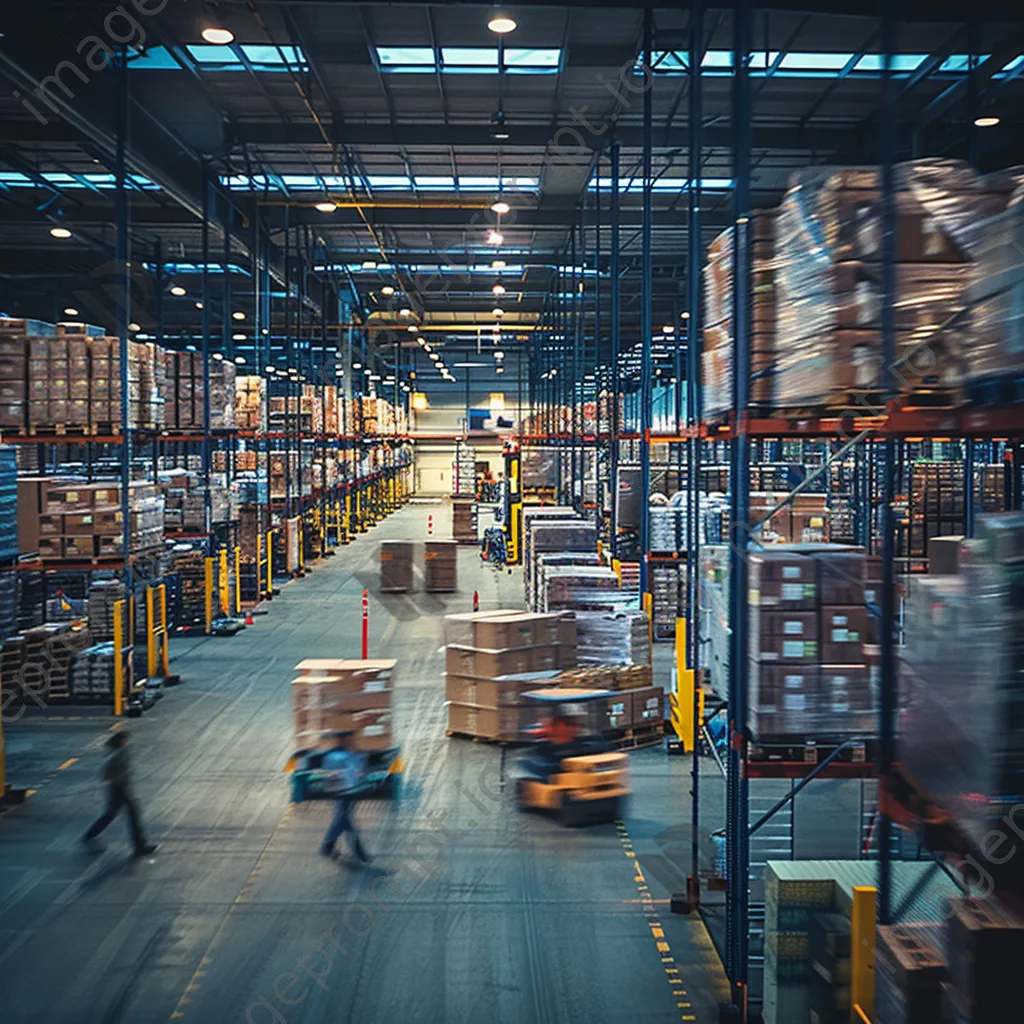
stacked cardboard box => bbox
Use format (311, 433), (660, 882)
(323, 385), (339, 435)
(69, 643), (116, 698)
(17, 478), (163, 560)
(531, 551), (602, 610)
(423, 539), (457, 592)
(748, 545), (872, 741)
(702, 209), (778, 415)
(574, 610), (651, 666)
(774, 160), (1014, 409)
(875, 924), (946, 1024)
(379, 540), (414, 592)
(209, 359), (236, 429)
(164, 351), (201, 430)
(292, 659), (395, 752)
(235, 375), (267, 431)
(651, 563), (687, 638)
(751, 491), (829, 544)
(524, 515), (595, 607)
(444, 610), (577, 740)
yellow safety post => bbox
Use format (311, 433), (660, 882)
(670, 618), (699, 753)
(850, 886), (876, 1023)
(642, 591), (654, 663)
(343, 493), (351, 543)
(158, 584), (171, 679)
(113, 597), (128, 716)
(204, 556), (215, 634)
(233, 546), (242, 615)
(298, 518), (305, 570)
(265, 529), (274, 596)
(218, 548), (229, 616)
(146, 586), (157, 680)
(612, 558), (622, 585)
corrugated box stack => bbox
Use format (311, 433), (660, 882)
(702, 209), (778, 415)
(423, 539), (457, 592)
(17, 478), (163, 560)
(209, 359), (236, 429)
(379, 540), (414, 593)
(524, 517), (597, 609)
(574, 610), (651, 666)
(751, 491), (829, 544)
(531, 551), (602, 611)
(774, 160), (1015, 409)
(444, 610), (577, 740)
(747, 545), (873, 741)
(540, 566), (622, 613)
(650, 563), (687, 639)
(164, 350), (202, 430)
(292, 659), (394, 753)
(875, 923), (946, 1024)
(69, 643), (116, 699)
(451, 497), (477, 543)
(899, 512), (1024, 849)
(235, 375), (267, 431)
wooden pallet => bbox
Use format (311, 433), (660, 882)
(747, 736), (873, 765)
(606, 724), (665, 750)
(445, 730), (520, 745)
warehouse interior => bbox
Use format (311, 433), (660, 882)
(1, 1), (1024, 1022)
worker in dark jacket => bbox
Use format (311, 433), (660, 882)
(82, 731), (157, 856)
(319, 731), (371, 863)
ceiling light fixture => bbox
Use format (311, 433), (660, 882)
(492, 283), (506, 295)
(430, 353), (439, 361)
(975, 115), (1000, 127)
(202, 26), (234, 45)
(496, 366), (505, 374)
(490, 200), (510, 215)
(63, 307), (78, 316)
(170, 285), (186, 296)
(362, 260), (378, 270)
(381, 285), (395, 296)
(234, 355), (246, 365)
(195, 301), (203, 309)
(663, 325), (675, 334)
(315, 200), (338, 213)
(50, 226), (72, 239)
(417, 337), (426, 345)
(212, 352), (224, 361)
(128, 322), (141, 332)
(265, 365), (275, 375)
(407, 325), (418, 333)
(492, 307), (505, 317)
(492, 260), (506, 270)
(232, 332), (246, 341)
(399, 307), (411, 317)
(487, 11), (517, 34)
(488, 230), (504, 246)
(353, 362), (362, 370)
(232, 311), (245, 320)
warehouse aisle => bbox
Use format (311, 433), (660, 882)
(0, 503), (727, 1024)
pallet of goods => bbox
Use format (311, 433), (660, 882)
(773, 160), (1018, 411)
(444, 610), (577, 741)
(423, 539), (457, 593)
(451, 496), (477, 543)
(379, 540), (414, 593)
(292, 659), (394, 753)
(747, 544), (874, 743)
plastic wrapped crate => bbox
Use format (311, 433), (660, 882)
(575, 610), (650, 666)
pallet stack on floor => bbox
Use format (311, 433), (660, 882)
(444, 610), (576, 741)
(451, 497), (477, 543)
(423, 539), (457, 592)
(379, 540), (414, 592)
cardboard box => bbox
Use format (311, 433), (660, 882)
(444, 645), (533, 680)
(38, 536), (64, 559)
(820, 606), (868, 664)
(444, 671), (559, 707)
(631, 685), (664, 725)
(447, 702), (531, 741)
(63, 511), (95, 536)
(818, 665), (872, 714)
(557, 613), (577, 647)
(756, 635), (820, 663)
(474, 615), (537, 650)
(38, 514), (62, 537)
(63, 535), (96, 559)
(756, 578), (818, 610)
(757, 611), (819, 638)
(529, 644), (560, 673)
(294, 659), (396, 691)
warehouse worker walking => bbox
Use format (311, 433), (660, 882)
(82, 731), (157, 857)
(320, 731), (371, 863)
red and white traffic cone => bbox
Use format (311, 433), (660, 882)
(427, 514), (433, 536)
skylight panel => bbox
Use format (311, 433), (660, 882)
(240, 45), (305, 67)
(778, 51), (854, 71)
(442, 48), (499, 67)
(377, 47), (435, 67)
(280, 175), (322, 188)
(853, 53), (927, 72)
(188, 44), (242, 64)
(504, 48), (562, 72)
(458, 176), (501, 190)
(414, 176), (457, 188)
(365, 176), (412, 189)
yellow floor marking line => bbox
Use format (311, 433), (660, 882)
(616, 819), (696, 1022)
(58, 758), (78, 771)
(169, 804), (294, 1020)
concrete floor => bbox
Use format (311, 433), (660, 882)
(0, 503), (729, 1024)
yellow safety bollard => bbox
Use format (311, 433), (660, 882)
(850, 887), (876, 1023)
(642, 591), (654, 664)
(113, 597), (131, 716)
(234, 546), (242, 615)
(146, 586), (157, 680)
(671, 618), (698, 753)
(205, 556), (215, 634)
(158, 584), (172, 679)
(219, 548), (229, 616)
(265, 529), (274, 596)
